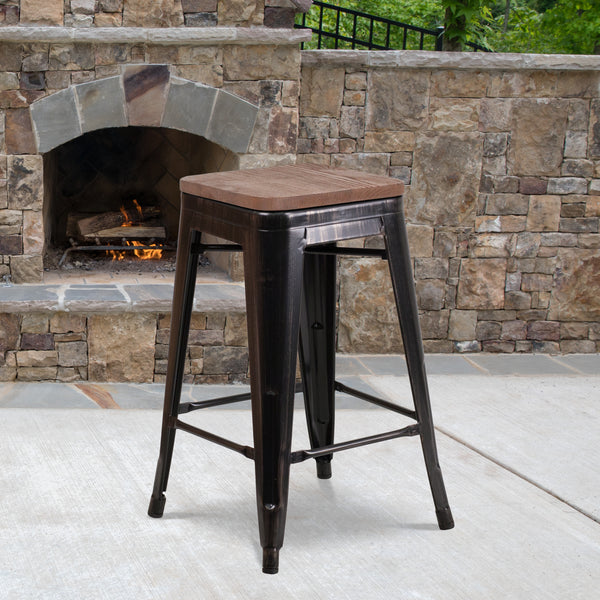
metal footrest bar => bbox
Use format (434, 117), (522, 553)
(335, 380), (417, 420)
(192, 243), (243, 253)
(174, 418), (255, 459)
(290, 424), (420, 464)
(179, 382), (304, 414)
(179, 390), (253, 413)
(305, 245), (387, 259)
(174, 383), (417, 464)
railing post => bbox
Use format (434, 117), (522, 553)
(435, 26), (444, 51)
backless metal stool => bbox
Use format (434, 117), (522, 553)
(148, 164), (453, 574)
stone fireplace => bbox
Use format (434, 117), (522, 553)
(0, 0), (311, 384)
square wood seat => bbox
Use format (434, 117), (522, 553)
(148, 164), (454, 574)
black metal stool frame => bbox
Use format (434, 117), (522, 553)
(148, 192), (454, 574)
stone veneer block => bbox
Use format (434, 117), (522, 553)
(406, 132), (482, 226)
(0, 235), (22, 255)
(20, 0), (64, 25)
(162, 78), (217, 138)
(300, 66), (345, 117)
(429, 98), (480, 132)
(182, 0), (218, 10)
(507, 99), (568, 176)
(264, 7), (296, 28)
(206, 90), (258, 154)
(123, 0), (184, 27)
(337, 258), (402, 353)
(218, 0), (263, 26)
(590, 100), (600, 158)
(527, 195), (561, 232)
(366, 70), (429, 131)
(30, 88), (81, 153)
(223, 45), (300, 81)
(0, 313), (20, 352)
(123, 64), (170, 127)
(457, 258), (507, 310)
(549, 249), (600, 321)
(88, 313), (156, 382)
(9, 255), (43, 284)
(0, 6), (19, 25)
(7, 155), (43, 211)
(75, 77), (127, 133)
(5, 109), (37, 155)
(22, 211), (44, 255)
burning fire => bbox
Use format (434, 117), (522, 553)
(109, 241), (164, 261)
(109, 199), (164, 261)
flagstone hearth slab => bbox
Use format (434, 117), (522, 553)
(0, 282), (246, 313)
(63, 284), (131, 311)
(0, 285), (61, 312)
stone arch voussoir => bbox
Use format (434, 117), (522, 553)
(29, 64), (258, 155)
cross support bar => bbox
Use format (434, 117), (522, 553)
(290, 424), (420, 464)
(174, 418), (254, 460)
(335, 380), (417, 420)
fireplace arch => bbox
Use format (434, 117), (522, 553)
(30, 65), (259, 155)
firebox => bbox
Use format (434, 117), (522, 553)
(43, 126), (237, 270)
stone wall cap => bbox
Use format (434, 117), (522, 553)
(289, 0), (313, 12)
(0, 26), (312, 46)
(301, 49), (600, 71)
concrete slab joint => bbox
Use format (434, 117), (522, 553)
(28, 67), (259, 154)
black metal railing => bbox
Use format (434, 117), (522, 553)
(295, 1), (490, 52)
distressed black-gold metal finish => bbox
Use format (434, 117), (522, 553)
(148, 177), (454, 575)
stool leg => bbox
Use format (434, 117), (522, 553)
(148, 227), (201, 518)
(299, 251), (337, 479)
(382, 211), (454, 531)
(243, 229), (305, 574)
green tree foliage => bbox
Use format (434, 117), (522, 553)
(346, 0), (444, 29)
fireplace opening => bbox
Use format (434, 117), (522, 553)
(43, 126), (238, 274)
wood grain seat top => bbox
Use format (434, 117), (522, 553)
(180, 164), (404, 212)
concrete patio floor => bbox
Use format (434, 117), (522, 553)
(1, 354), (599, 599)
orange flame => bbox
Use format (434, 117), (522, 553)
(108, 200), (164, 261)
(120, 205), (131, 225)
(108, 241), (163, 261)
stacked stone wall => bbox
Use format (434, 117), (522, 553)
(299, 51), (600, 353)
(4, 0), (306, 29)
(0, 310), (249, 383)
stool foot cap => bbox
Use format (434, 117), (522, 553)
(436, 507), (454, 530)
(316, 459), (332, 479)
(262, 547), (279, 574)
(148, 494), (166, 518)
